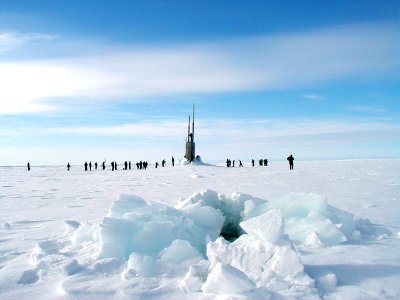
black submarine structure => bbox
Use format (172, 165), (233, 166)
(185, 104), (196, 162)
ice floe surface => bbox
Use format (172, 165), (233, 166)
(1, 159), (400, 299)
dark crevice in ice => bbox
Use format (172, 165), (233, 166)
(220, 221), (243, 242)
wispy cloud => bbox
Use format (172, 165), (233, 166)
(301, 94), (325, 101)
(348, 105), (388, 114)
(0, 22), (398, 115)
(1, 117), (399, 163)
(3, 117), (399, 143)
(0, 31), (59, 52)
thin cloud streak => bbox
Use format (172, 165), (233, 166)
(0, 22), (398, 115)
(0, 31), (59, 52)
(3, 118), (399, 144)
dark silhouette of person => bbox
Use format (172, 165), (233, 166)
(162, 159), (166, 167)
(84, 161), (88, 171)
(89, 161), (92, 171)
(115, 162), (118, 170)
(95, 162), (98, 170)
(239, 160), (243, 167)
(155, 162), (159, 168)
(102, 161), (106, 170)
(124, 161), (128, 170)
(259, 159), (263, 166)
(287, 155), (294, 170)
(139, 161), (143, 170)
(144, 161), (148, 170)
(136, 162), (139, 169)
(111, 161), (114, 171)
(252, 159), (255, 167)
(129, 161), (131, 170)
(264, 159), (268, 166)
(172, 156), (175, 167)
(27, 162), (31, 171)
(226, 159), (229, 167)
(67, 163), (71, 171)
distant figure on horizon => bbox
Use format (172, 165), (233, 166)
(102, 160), (106, 170)
(232, 160), (235, 167)
(67, 163), (71, 171)
(124, 161), (128, 170)
(27, 162), (31, 171)
(172, 156), (175, 167)
(115, 162), (118, 170)
(259, 159), (263, 166)
(287, 155), (294, 170)
(239, 160), (243, 167)
(129, 161), (132, 170)
(264, 159), (268, 166)
(84, 161), (88, 171)
(95, 162), (98, 170)
(252, 159), (255, 167)
(162, 159), (166, 167)
(155, 162), (159, 168)
(89, 161), (92, 171)
(111, 161), (115, 171)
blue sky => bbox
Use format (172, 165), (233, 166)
(0, 0), (399, 165)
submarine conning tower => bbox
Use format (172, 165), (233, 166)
(185, 104), (195, 162)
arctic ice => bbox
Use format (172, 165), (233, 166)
(40, 189), (359, 297)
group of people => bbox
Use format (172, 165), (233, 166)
(26, 155), (295, 171)
(227, 159), (268, 168)
(81, 157), (176, 171)
(84, 161), (106, 171)
(225, 159), (244, 167)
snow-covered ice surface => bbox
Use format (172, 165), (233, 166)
(0, 159), (400, 299)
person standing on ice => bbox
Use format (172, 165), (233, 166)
(287, 154), (294, 170)
(27, 162), (31, 171)
(172, 156), (175, 167)
(252, 159), (255, 167)
(102, 160), (106, 170)
(84, 161), (88, 171)
(67, 163), (71, 171)
(95, 162), (98, 170)
(89, 161), (92, 171)
(239, 160), (243, 167)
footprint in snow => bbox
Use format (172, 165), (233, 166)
(17, 269), (39, 285)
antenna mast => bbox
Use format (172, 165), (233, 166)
(192, 103), (195, 141)
(188, 116), (190, 142)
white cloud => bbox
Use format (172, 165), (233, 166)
(1, 117), (399, 164)
(0, 22), (398, 115)
(0, 31), (58, 52)
(4, 117), (399, 142)
(301, 94), (324, 101)
(349, 105), (387, 114)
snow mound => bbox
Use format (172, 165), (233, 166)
(179, 155), (211, 166)
(34, 190), (358, 298)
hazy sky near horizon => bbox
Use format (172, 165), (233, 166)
(0, 0), (399, 165)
